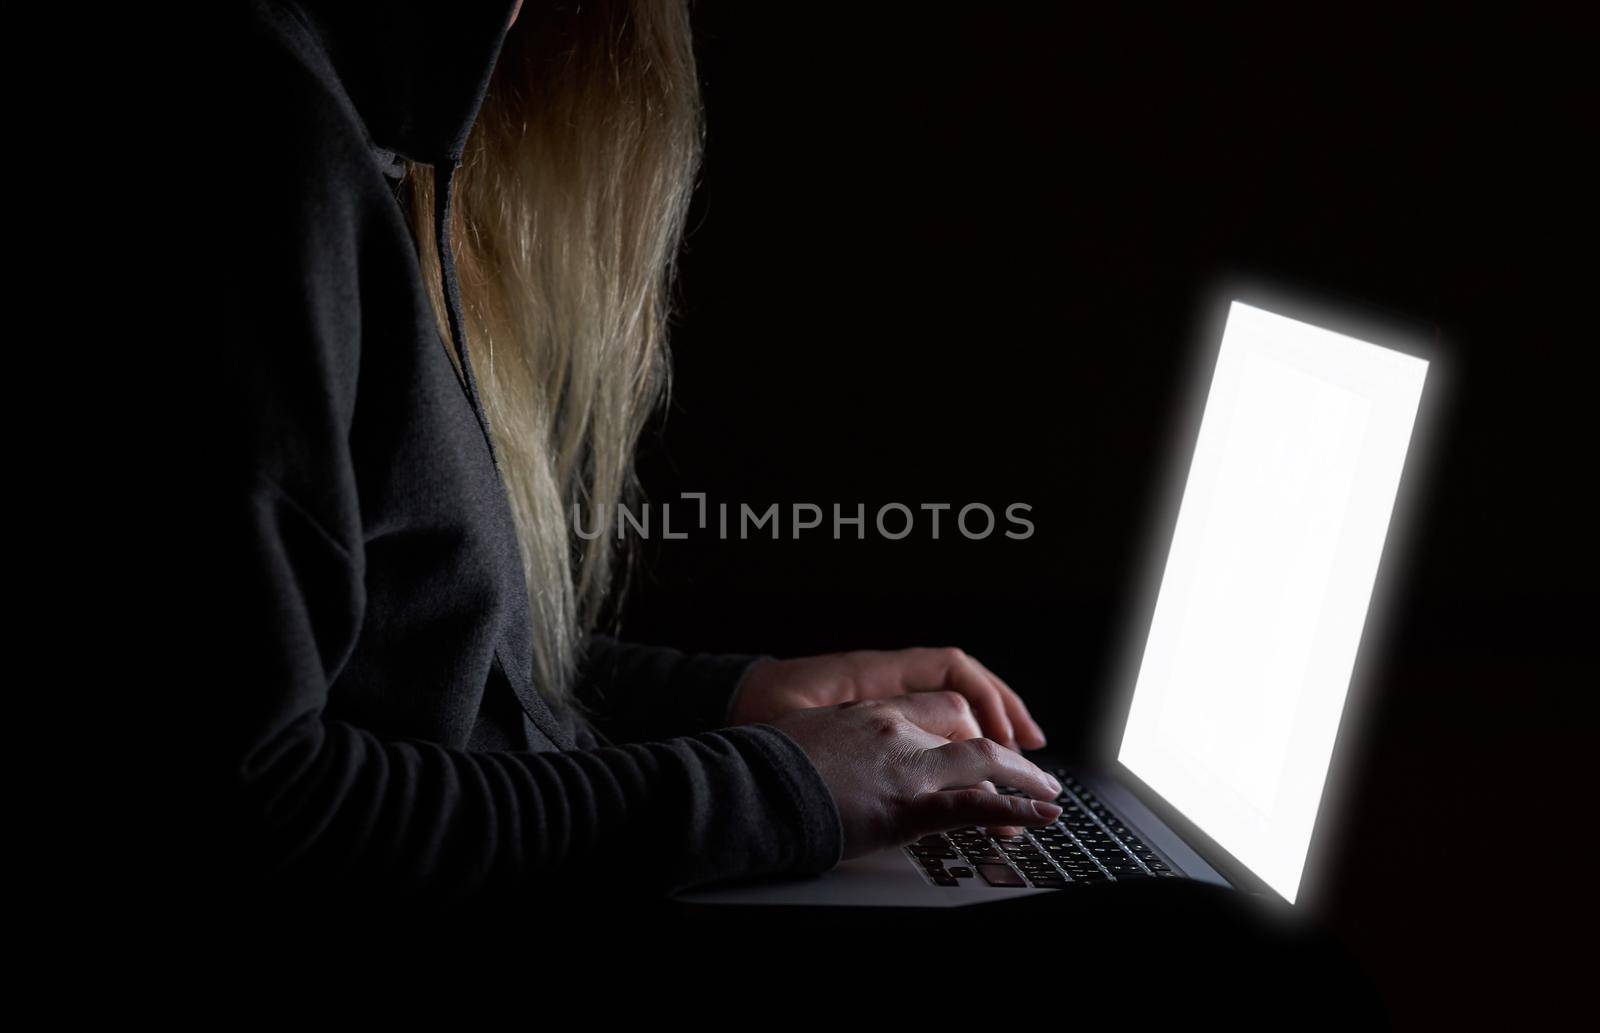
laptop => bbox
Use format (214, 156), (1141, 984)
(682, 293), (1435, 909)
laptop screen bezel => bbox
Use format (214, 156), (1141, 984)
(1092, 280), (1446, 910)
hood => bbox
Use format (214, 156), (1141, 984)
(286, 0), (521, 470)
(289, 0), (520, 165)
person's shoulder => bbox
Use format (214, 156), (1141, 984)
(215, 1), (388, 215)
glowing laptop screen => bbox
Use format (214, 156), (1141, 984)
(1117, 301), (1427, 902)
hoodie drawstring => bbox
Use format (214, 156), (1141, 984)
(433, 159), (500, 470)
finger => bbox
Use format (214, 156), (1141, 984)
(903, 788), (1061, 839)
(900, 648), (1017, 749)
(969, 655), (1047, 749)
(958, 781), (1020, 836)
(960, 780), (1024, 837)
(983, 807), (1025, 837)
(945, 781), (1028, 836)
(944, 651), (1017, 749)
(878, 690), (984, 741)
(925, 738), (1061, 802)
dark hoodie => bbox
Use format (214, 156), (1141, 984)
(220, 0), (842, 903)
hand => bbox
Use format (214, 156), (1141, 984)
(730, 648), (1047, 751)
(768, 694), (1063, 858)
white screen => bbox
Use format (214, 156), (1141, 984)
(1117, 301), (1427, 902)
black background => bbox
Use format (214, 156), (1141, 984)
(616, 4), (1592, 1021)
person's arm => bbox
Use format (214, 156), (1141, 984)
(575, 636), (765, 742)
(234, 487), (840, 898)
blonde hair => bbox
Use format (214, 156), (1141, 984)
(406, 0), (702, 706)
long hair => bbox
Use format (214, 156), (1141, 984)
(406, 1), (702, 705)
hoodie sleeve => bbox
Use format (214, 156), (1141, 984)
(576, 636), (768, 743)
(233, 480), (841, 900)
(218, 57), (841, 902)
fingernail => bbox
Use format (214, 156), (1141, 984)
(1046, 775), (1062, 794)
(1031, 801), (1062, 821)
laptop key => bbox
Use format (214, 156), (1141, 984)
(977, 864), (1027, 887)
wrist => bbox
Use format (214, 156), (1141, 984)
(726, 655), (778, 724)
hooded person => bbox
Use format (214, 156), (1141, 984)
(218, 0), (1056, 909)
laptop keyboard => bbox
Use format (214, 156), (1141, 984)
(905, 771), (1182, 889)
